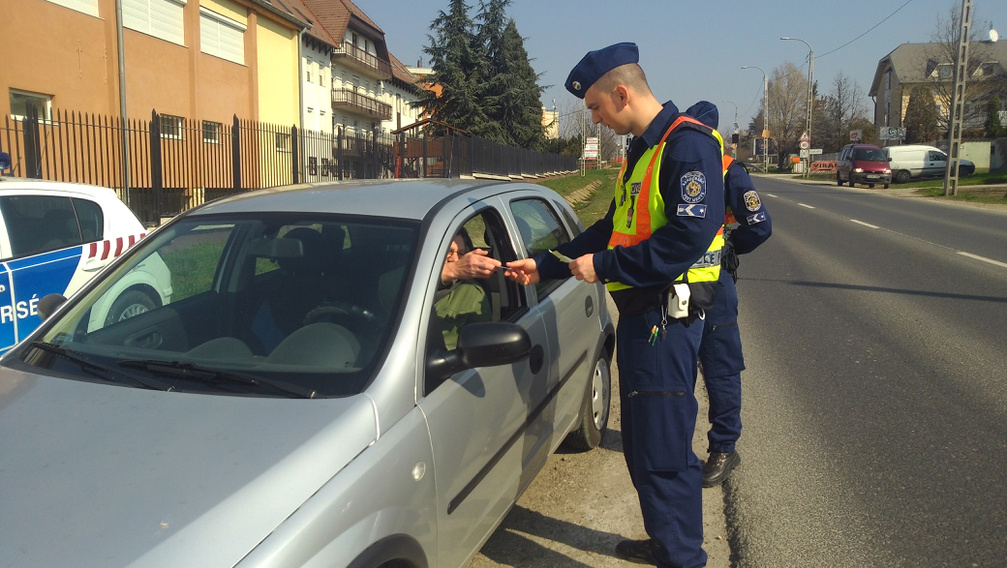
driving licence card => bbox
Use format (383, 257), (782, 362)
(550, 250), (574, 263)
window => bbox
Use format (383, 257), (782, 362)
(123, 0), (185, 46)
(938, 65), (953, 79)
(276, 132), (291, 152)
(45, 0), (99, 17)
(200, 7), (244, 64)
(202, 121), (221, 144)
(425, 210), (525, 390)
(72, 198), (103, 242)
(509, 198), (571, 300)
(9, 89), (52, 121)
(0, 195), (82, 259)
(159, 114), (184, 140)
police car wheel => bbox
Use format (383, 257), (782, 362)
(105, 289), (158, 325)
(562, 354), (612, 451)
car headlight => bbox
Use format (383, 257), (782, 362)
(854, 167), (864, 173)
(883, 168), (891, 174)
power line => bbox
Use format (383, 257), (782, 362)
(817, 0), (915, 59)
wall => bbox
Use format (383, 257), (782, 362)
(255, 16), (299, 126)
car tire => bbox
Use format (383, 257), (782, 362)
(105, 288), (159, 325)
(960, 165), (974, 176)
(563, 354), (612, 451)
(836, 173), (843, 186)
(868, 184), (875, 188)
(895, 170), (911, 184)
(884, 183), (890, 189)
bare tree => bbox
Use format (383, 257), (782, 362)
(558, 99), (622, 162)
(926, 3), (1005, 135)
(817, 72), (868, 152)
(764, 62), (810, 168)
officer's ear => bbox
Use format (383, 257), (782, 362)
(612, 85), (630, 108)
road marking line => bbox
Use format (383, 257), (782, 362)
(766, 193), (778, 198)
(850, 219), (880, 229)
(799, 203), (815, 209)
(957, 252), (1007, 269)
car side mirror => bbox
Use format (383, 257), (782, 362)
(427, 321), (532, 381)
(37, 293), (68, 321)
(0, 151), (11, 174)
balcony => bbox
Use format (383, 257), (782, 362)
(332, 41), (393, 79)
(331, 89), (392, 121)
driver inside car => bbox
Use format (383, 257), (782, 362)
(433, 228), (497, 350)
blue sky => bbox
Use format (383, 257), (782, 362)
(356, 0), (1004, 135)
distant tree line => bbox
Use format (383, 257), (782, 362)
(419, 0), (547, 150)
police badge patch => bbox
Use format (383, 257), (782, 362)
(744, 190), (762, 212)
(680, 171), (707, 203)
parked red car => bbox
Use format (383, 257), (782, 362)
(836, 143), (892, 188)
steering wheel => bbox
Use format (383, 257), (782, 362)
(303, 302), (379, 326)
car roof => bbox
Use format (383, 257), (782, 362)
(187, 178), (527, 221)
(0, 177), (123, 200)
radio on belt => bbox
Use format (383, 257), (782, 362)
(668, 283), (690, 319)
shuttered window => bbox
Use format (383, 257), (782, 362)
(122, 0), (186, 46)
(199, 7), (245, 65)
(45, 0), (99, 17)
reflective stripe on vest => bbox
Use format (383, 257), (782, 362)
(722, 155), (737, 225)
(606, 115), (725, 291)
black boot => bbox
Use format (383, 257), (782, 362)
(614, 537), (660, 565)
(702, 450), (740, 488)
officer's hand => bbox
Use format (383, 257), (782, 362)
(504, 258), (539, 285)
(569, 254), (597, 283)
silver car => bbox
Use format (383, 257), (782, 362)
(0, 179), (615, 567)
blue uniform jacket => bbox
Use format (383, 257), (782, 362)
(682, 100), (772, 256)
(539, 101), (725, 290)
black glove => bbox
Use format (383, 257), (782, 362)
(722, 246), (740, 283)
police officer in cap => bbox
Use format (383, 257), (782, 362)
(506, 42), (725, 568)
(685, 101), (773, 488)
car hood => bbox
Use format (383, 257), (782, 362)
(0, 368), (378, 567)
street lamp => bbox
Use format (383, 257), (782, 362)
(722, 100), (738, 159)
(781, 37), (814, 177)
(741, 65), (769, 173)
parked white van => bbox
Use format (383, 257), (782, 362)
(883, 145), (975, 183)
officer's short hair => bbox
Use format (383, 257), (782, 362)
(592, 63), (652, 97)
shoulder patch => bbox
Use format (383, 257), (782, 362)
(680, 171), (707, 203)
(746, 212), (767, 225)
(743, 190), (762, 212)
(677, 204), (708, 218)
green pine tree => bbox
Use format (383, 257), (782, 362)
(904, 85), (938, 144)
(419, 0), (491, 135)
(985, 96), (1005, 139)
(495, 19), (546, 149)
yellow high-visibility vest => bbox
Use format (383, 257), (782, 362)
(606, 115), (725, 292)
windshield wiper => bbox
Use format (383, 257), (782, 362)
(119, 359), (317, 399)
(29, 341), (171, 391)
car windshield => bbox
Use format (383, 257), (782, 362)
(854, 148), (886, 161)
(14, 213), (418, 398)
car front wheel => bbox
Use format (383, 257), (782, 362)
(105, 289), (159, 325)
(894, 170), (911, 183)
(836, 173), (843, 186)
(563, 354), (612, 451)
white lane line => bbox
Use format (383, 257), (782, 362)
(850, 219), (880, 229)
(957, 252), (1007, 269)
(766, 193), (778, 198)
(799, 203), (815, 209)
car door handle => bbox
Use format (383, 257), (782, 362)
(584, 294), (594, 318)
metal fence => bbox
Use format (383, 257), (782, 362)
(1, 108), (577, 225)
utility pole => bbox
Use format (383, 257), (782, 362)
(742, 65), (769, 172)
(944, 0), (973, 196)
(782, 37), (814, 178)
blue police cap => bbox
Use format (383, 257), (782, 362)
(565, 42), (639, 99)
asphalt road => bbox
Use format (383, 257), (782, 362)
(726, 177), (1007, 567)
(468, 177), (1007, 568)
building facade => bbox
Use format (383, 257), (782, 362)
(869, 40), (1007, 136)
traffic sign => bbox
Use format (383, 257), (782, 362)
(799, 131), (810, 142)
(809, 148), (823, 155)
(799, 140), (810, 150)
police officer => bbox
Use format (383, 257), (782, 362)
(506, 42), (724, 568)
(685, 102), (773, 488)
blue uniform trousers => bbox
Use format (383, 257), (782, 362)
(617, 308), (706, 568)
(698, 269), (745, 454)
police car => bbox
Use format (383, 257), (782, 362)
(0, 153), (170, 352)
